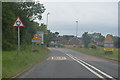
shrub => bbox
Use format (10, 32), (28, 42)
(88, 43), (97, 49)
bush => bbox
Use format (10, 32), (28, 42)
(88, 43), (97, 49)
(77, 46), (82, 48)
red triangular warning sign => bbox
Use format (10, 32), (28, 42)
(12, 17), (24, 27)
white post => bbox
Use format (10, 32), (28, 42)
(18, 27), (20, 52)
(76, 21), (78, 37)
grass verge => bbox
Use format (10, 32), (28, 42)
(70, 47), (119, 61)
(2, 45), (50, 78)
(0, 51), (2, 79)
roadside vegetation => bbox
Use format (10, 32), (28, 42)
(70, 47), (119, 61)
(2, 2), (53, 78)
(68, 32), (119, 61)
(2, 45), (50, 78)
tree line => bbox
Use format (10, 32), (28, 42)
(82, 32), (120, 48)
(2, 2), (54, 51)
(2, 2), (119, 51)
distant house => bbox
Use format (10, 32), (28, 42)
(67, 36), (83, 47)
(57, 37), (68, 45)
(68, 37), (80, 45)
(51, 36), (84, 47)
(51, 37), (68, 45)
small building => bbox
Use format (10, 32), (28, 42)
(51, 36), (84, 47)
(51, 37), (68, 45)
(68, 36), (83, 47)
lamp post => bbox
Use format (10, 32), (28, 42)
(76, 21), (78, 37)
(46, 12), (50, 29)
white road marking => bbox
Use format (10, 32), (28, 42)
(51, 57), (53, 60)
(47, 56), (67, 60)
(77, 58), (114, 79)
(65, 53), (104, 79)
(65, 53), (116, 80)
(68, 54), (115, 79)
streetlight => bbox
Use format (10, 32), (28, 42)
(76, 21), (78, 37)
(46, 12), (50, 29)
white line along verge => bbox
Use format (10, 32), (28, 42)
(68, 54), (116, 80)
(65, 53), (116, 80)
(65, 53), (104, 79)
(76, 58), (114, 79)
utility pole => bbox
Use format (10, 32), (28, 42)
(45, 12), (50, 46)
(76, 21), (78, 37)
(46, 12), (50, 29)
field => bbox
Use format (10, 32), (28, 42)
(70, 47), (119, 61)
(2, 45), (50, 78)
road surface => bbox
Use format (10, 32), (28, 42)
(17, 48), (119, 79)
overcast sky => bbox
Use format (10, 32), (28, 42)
(36, 1), (118, 37)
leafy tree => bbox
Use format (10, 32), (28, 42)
(63, 35), (74, 40)
(82, 32), (91, 48)
(54, 32), (59, 37)
(88, 43), (97, 49)
(113, 36), (120, 48)
(36, 23), (53, 46)
(90, 33), (105, 42)
(2, 2), (46, 50)
(44, 30), (53, 46)
(2, 2), (17, 50)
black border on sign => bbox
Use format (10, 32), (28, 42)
(12, 16), (24, 27)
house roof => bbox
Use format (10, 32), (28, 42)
(69, 36), (81, 45)
(51, 36), (82, 45)
(51, 37), (68, 45)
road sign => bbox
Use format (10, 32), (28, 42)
(32, 40), (41, 43)
(44, 33), (48, 34)
(37, 31), (44, 44)
(104, 34), (114, 54)
(12, 17), (24, 27)
(32, 38), (41, 40)
(12, 17), (24, 54)
(32, 32), (43, 43)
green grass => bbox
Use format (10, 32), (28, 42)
(2, 45), (50, 78)
(0, 51), (2, 79)
(70, 47), (119, 61)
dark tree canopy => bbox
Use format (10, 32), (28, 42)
(82, 32), (91, 48)
(2, 2), (46, 50)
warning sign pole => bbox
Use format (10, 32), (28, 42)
(18, 27), (20, 53)
(12, 17), (24, 54)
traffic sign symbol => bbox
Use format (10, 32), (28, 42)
(44, 33), (48, 34)
(12, 17), (24, 27)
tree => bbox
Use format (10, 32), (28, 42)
(82, 32), (91, 48)
(91, 33), (105, 42)
(55, 32), (59, 37)
(63, 35), (74, 40)
(2, 2), (17, 50)
(113, 36), (120, 48)
(2, 2), (46, 50)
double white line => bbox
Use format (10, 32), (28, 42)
(65, 53), (116, 80)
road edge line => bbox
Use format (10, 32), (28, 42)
(65, 53), (105, 79)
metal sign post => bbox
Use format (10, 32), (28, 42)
(18, 27), (20, 52)
(12, 17), (24, 54)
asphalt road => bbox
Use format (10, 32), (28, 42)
(17, 48), (119, 79)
